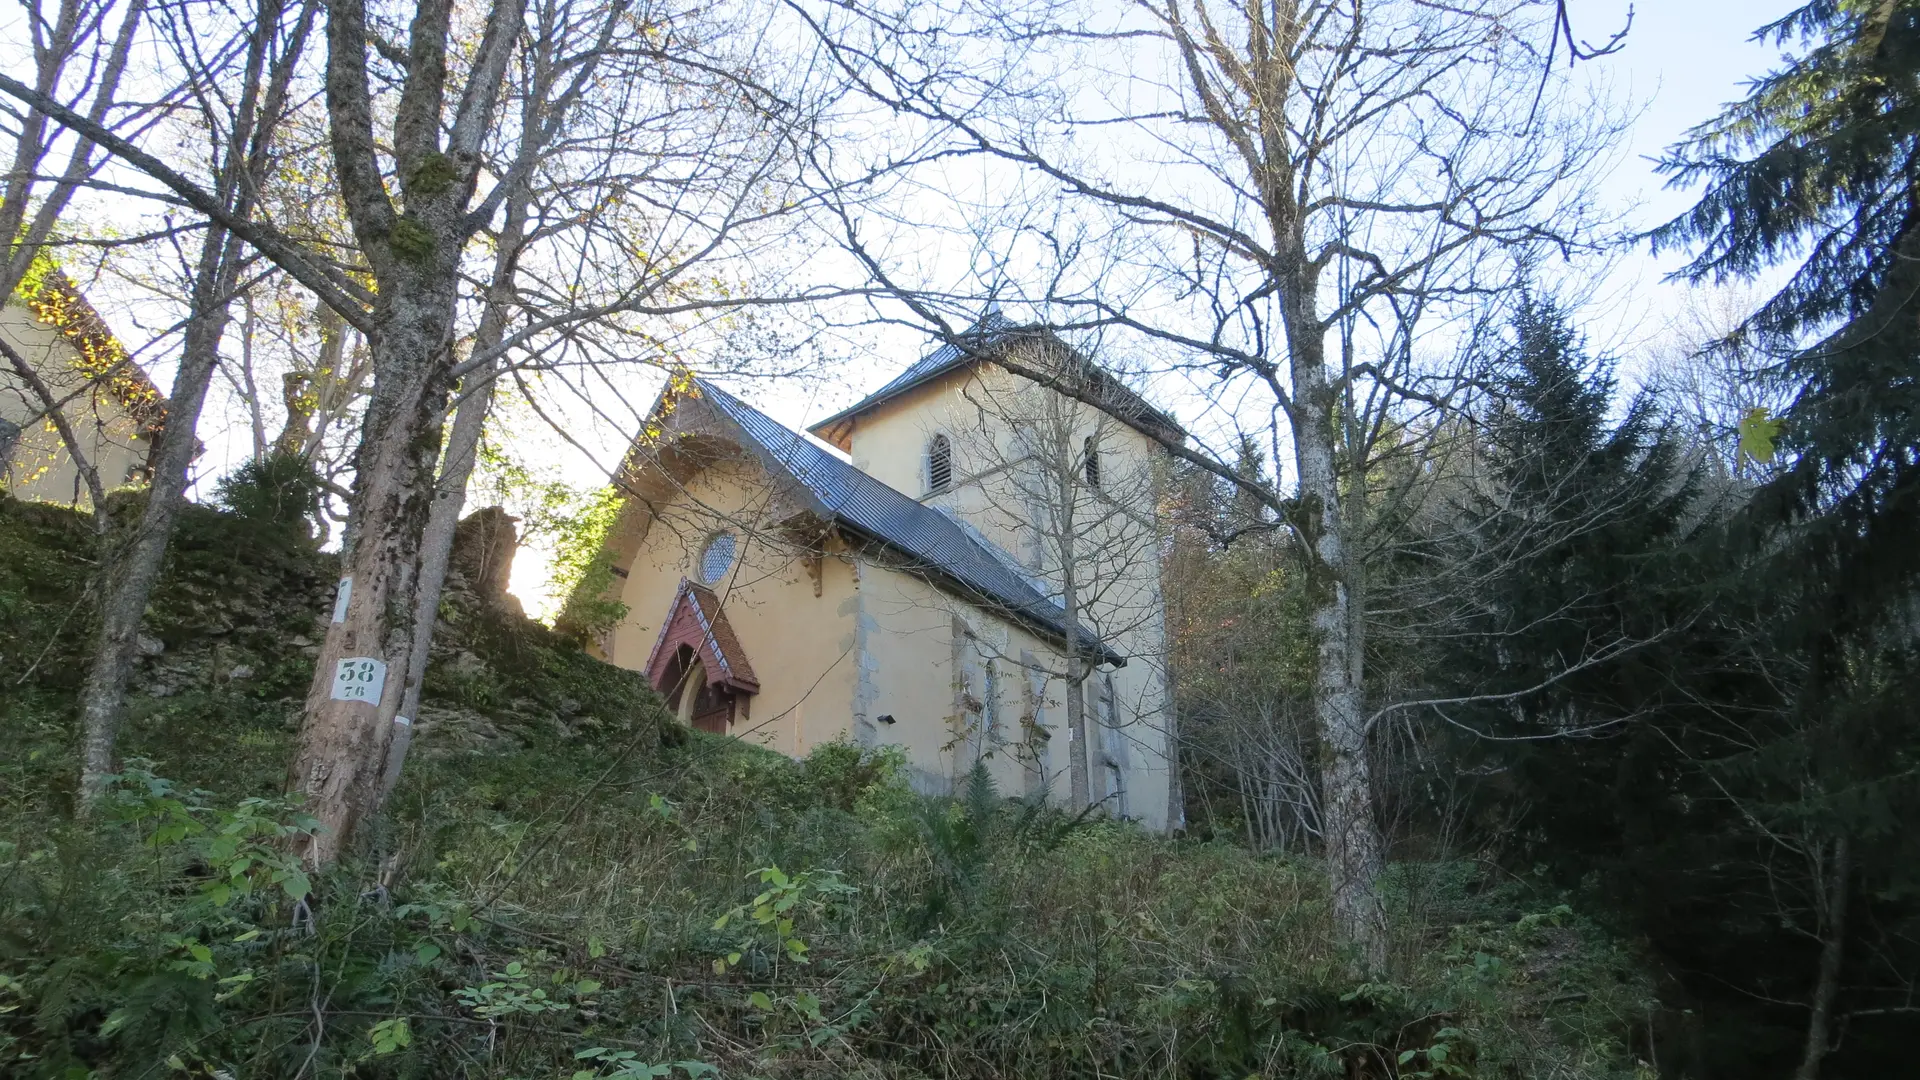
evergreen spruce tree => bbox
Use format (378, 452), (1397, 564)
(1653, 0), (1920, 631)
(1647, 4), (1920, 1076)
(1432, 299), (1696, 869)
(1423, 296), (1919, 1075)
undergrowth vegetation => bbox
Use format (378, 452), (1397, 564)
(0, 495), (1654, 1078)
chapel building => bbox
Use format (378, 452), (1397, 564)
(589, 317), (1182, 829)
(1, 269), (163, 506)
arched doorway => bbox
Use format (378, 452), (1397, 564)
(661, 644), (733, 733)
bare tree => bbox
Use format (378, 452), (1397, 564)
(1163, 472), (1324, 850)
(3, 0), (863, 861)
(248, 118), (377, 504)
(0, 0), (146, 292)
(277, 0), (865, 864)
(805, 0), (1622, 967)
(73, 0), (319, 804)
(0, 0), (316, 802)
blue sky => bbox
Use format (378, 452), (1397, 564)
(506, 0), (1818, 615)
(1573, 0), (1803, 356)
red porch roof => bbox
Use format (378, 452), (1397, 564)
(642, 578), (760, 695)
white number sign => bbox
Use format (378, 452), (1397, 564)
(330, 657), (387, 703)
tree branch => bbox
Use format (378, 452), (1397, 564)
(0, 333), (108, 517)
(0, 71), (376, 330)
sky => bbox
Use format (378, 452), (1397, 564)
(1, 0), (1813, 614)
(747, 0), (1810, 427)
(496, 0), (1812, 616)
(1565, 0), (1803, 356)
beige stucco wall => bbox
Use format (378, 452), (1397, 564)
(603, 454), (860, 757)
(0, 304), (150, 508)
(851, 555), (1173, 828)
(845, 560), (961, 787)
(829, 363), (1178, 829)
(842, 361), (1162, 587)
(854, 558), (1062, 797)
(595, 363), (1180, 829)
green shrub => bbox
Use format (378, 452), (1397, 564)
(212, 449), (322, 538)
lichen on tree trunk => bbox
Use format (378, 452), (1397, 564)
(1290, 324), (1388, 974)
(1794, 836), (1850, 1080)
(285, 0), (524, 865)
(77, 236), (236, 803)
(288, 268), (459, 865)
(377, 180), (528, 801)
(72, 0), (314, 806)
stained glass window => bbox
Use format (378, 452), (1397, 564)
(700, 532), (736, 584)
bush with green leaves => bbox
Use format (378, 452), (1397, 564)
(212, 449), (324, 538)
(1, 717), (1658, 1079)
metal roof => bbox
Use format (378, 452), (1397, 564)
(692, 379), (1124, 667)
(806, 313), (1184, 443)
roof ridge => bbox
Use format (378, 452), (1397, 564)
(803, 314), (1181, 442)
(684, 378), (1123, 666)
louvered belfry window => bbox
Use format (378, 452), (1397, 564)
(928, 434), (952, 494)
(1083, 435), (1102, 490)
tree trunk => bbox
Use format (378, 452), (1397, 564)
(287, 263), (458, 866)
(70, 0), (309, 805)
(1290, 322), (1388, 973)
(1794, 836), (1850, 1080)
(286, 0), (524, 865)
(374, 360), (489, 799)
(1163, 675), (1184, 830)
(1059, 517), (1092, 809)
(276, 301), (355, 457)
(1065, 648), (1090, 810)
(276, 368), (314, 454)
(377, 193), (524, 802)
(76, 226), (238, 803)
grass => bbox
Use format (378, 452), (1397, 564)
(0, 493), (1655, 1079)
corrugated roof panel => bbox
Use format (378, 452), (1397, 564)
(694, 379), (1122, 666)
(843, 312), (1018, 410)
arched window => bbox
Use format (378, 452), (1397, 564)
(700, 532), (736, 585)
(1083, 435), (1102, 490)
(927, 434), (952, 494)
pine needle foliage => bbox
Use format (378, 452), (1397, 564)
(1652, 0), (1920, 640)
(1437, 297), (1696, 749)
(213, 449), (324, 540)
(1650, 0), (1920, 343)
(1648, 10), (1920, 1071)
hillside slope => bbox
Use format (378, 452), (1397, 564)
(0, 494), (1654, 1079)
